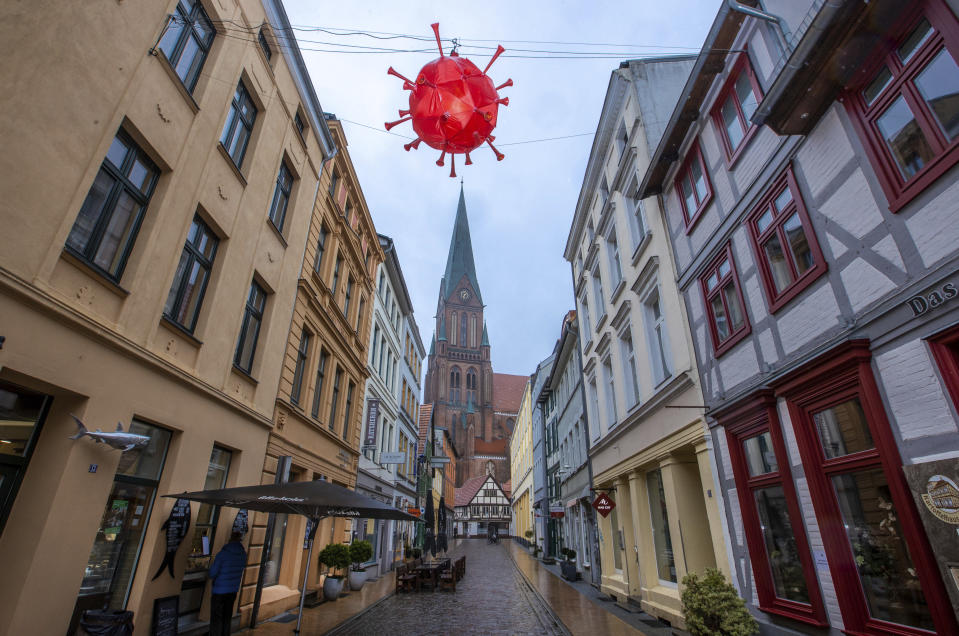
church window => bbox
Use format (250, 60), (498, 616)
(460, 314), (467, 348)
(450, 312), (457, 345)
(450, 367), (461, 403)
(467, 368), (477, 403)
(470, 314), (477, 347)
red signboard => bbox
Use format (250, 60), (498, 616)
(407, 507), (421, 517)
(592, 493), (615, 518)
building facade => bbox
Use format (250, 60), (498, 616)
(639, 1), (959, 634)
(530, 356), (552, 551)
(453, 474), (512, 537)
(0, 0), (337, 633)
(565, 55), (730, 628)
(423, 187), (528, 487)
(509, 380), (534, 540)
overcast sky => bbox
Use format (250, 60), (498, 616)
(284, 0), (717, 376)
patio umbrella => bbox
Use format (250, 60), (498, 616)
(423, 495), (436, 557)
(437, 496), (448, 553)
(165, 479), (416, 635)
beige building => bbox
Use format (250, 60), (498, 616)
(508, 380), (533, 540)
(0, 0), (336, 634)
(564, 57), (730, 627)
(243, 116), (382, 623)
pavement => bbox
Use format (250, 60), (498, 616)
(242, 538), (682, 635)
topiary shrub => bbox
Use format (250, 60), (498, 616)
(524, 529), (534, 539)
(565, 548), (576, 562)
(349, 540), (373, 571)
(681, 569), (758, 636)
(318, 543), (351, 579)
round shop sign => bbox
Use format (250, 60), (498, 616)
(921, 474), (959, 524)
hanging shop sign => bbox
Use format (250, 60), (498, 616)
(549, 505), (565, 519)
(380, 452), (406, 464)
(592, 493), (615, 518)
(151, 498), (191, 580)
(364, 399), (380, 448)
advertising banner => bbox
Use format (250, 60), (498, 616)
(364, 399), (380, 448)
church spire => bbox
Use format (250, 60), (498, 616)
(442, 185), (483, 304)
(481, 321), (490, 346)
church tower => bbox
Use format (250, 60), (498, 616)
(425, 187), (515, 487)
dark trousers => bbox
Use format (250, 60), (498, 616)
(210, 592), (236, 636)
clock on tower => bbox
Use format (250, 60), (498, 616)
(459, 288), (470, 302)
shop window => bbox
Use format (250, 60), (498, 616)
(608, 505), (623, 572)
(76, 421), (172, 611)
(157, 0), (215, 93)
(220, 81), (257, 169)
(700, 245), (750, 356)
(179, 445), (232, 627)
(674, 140), (712, 231)
(927, 323), (959, 411)
(746, 166), (827, 313)
(234, 280), (266, 374)
(0, 381), (51, 536)
(261, 513), (288, 587)
(711, 53), (763, 164)
(647, 468), (677, 585)
(164, 214), (218, 333)
(718, 392), (827, 626)
(844, 2), (959, 211)
(66, 130), (160, 282)
(773, 341), (957, 635)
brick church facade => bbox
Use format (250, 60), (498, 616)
(424, 188), (527, 487)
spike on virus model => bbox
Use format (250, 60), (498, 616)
(385, 23), (512, 177)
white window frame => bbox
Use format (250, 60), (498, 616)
(642, 283), (673, 386)
(618, 324), (641, 408)
(602, 356), (617, 429)
(606, 226), (623, 288)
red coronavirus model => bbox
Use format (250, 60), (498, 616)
(385, 23), (512, 177)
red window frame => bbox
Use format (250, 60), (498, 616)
(700, 244), (750, 356)
(745, 166), (828, 313)
(710, 52), (763, 166)
(674, 140), (713, 232)
(843, 0), (959, 212)
(772, 340), (958, 636)
(927, 321), (959, 410)
(716, 391), (828, 627)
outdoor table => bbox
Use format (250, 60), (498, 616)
(414, 560), (446, 591)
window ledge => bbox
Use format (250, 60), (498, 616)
(217, 143), (248, 186)
(683, 195), (712, 235)
(610, 279), (626, 304)
(267, 218), (288, 248)
(230, 363), (258, 385)
(595, 311), (608, 331)
(153, 50), (200, 115)
(630, 231), (652, 266)
(60, 249), (131, 298)
(713, 324), (751, 358)
(159, 314), (203, 346)
(722, 124), (760, 170)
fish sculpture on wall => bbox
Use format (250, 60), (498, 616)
(152, 498), (192, 580)
(69, 414), (150, 452)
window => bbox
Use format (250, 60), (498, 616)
(314, 225), (328, 274)
(718, 392), (826, 626)
(332, 255), (342, 294)
(606, 229), (623, 288)
(343, 276), (353, 317)
(674, 141), (712, 230)
(328, 168), (339, 199)
(311, 349), (328, 419)
(164, 215), (218, 332)
(77, 421), (171, 609)
(179, 445), (231, 624)
(290, 328), (310, 405)
(157, 0), (214, 93)
(220, 81), (256, 168)
(626, 192), (649, 250)
(370, 325), (380, 366)
(616, 121), (629, 158)
(450, 368), (461, 404)
(66, 130), (159, 281)
(460, 310), (468, 346)
(343, 381), (354, 439)
(711, 54), (762, 162)
(845, 4), (959, 210)
(344, 200), (352, 221)
(747, 167), (827, 312)
(356, 296), (365, 332)
(257, 29), (272, 62)
(647, 468), (677, 584)
(578, 296), (591, 336)
(700, 246), (750, 356)
(619, 327), (641, 407)
(599, 175), (609, 209)
(329, 367), (342, 432)
(774, 341), (955, 634)
(642, 286), (672, 385)
(294, 111), (306, 139)
(268, 162), (293, 232)
(234, 280), (266, 373)
(0, 381), (50, 536)
(602, 358), (617, 427)
(467, 368), (477, 404)
(591, 269), (605, 319)
(450, 311), (457, 346)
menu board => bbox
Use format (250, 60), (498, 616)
(151, 595), (178, 636)
(151, 498), (191, 580)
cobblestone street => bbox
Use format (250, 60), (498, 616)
(327, 539), (568, 636)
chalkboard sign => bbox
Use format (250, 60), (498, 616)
(152, 498), (192, 580)
(152, 595), (178, 636)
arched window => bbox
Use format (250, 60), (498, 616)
(460, 313), (467, 348)
(467, 368), (477, 403)
(470, 314), (477, 347)
(450, 367), (461, 403)
(450, 312), (457, 345)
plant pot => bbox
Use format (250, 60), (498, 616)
(323, 576), (343, 601)
(561, 560), (578, 581)
(348, 569), (367, 591)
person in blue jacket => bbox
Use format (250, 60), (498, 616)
(209, 532), (247, 636)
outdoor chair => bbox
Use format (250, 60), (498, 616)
(395, 563), (417, 593)
(455, 556), (466, 581)
(438, 560), (456, 592)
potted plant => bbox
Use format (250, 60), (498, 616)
(681, 568), (758, 636)
(411, 547), (422, 560)
(348, 540), (373, 590)
(524, 529), (534, 550)
(561, 548), (578, 581)
(317, 543), (350, 601)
